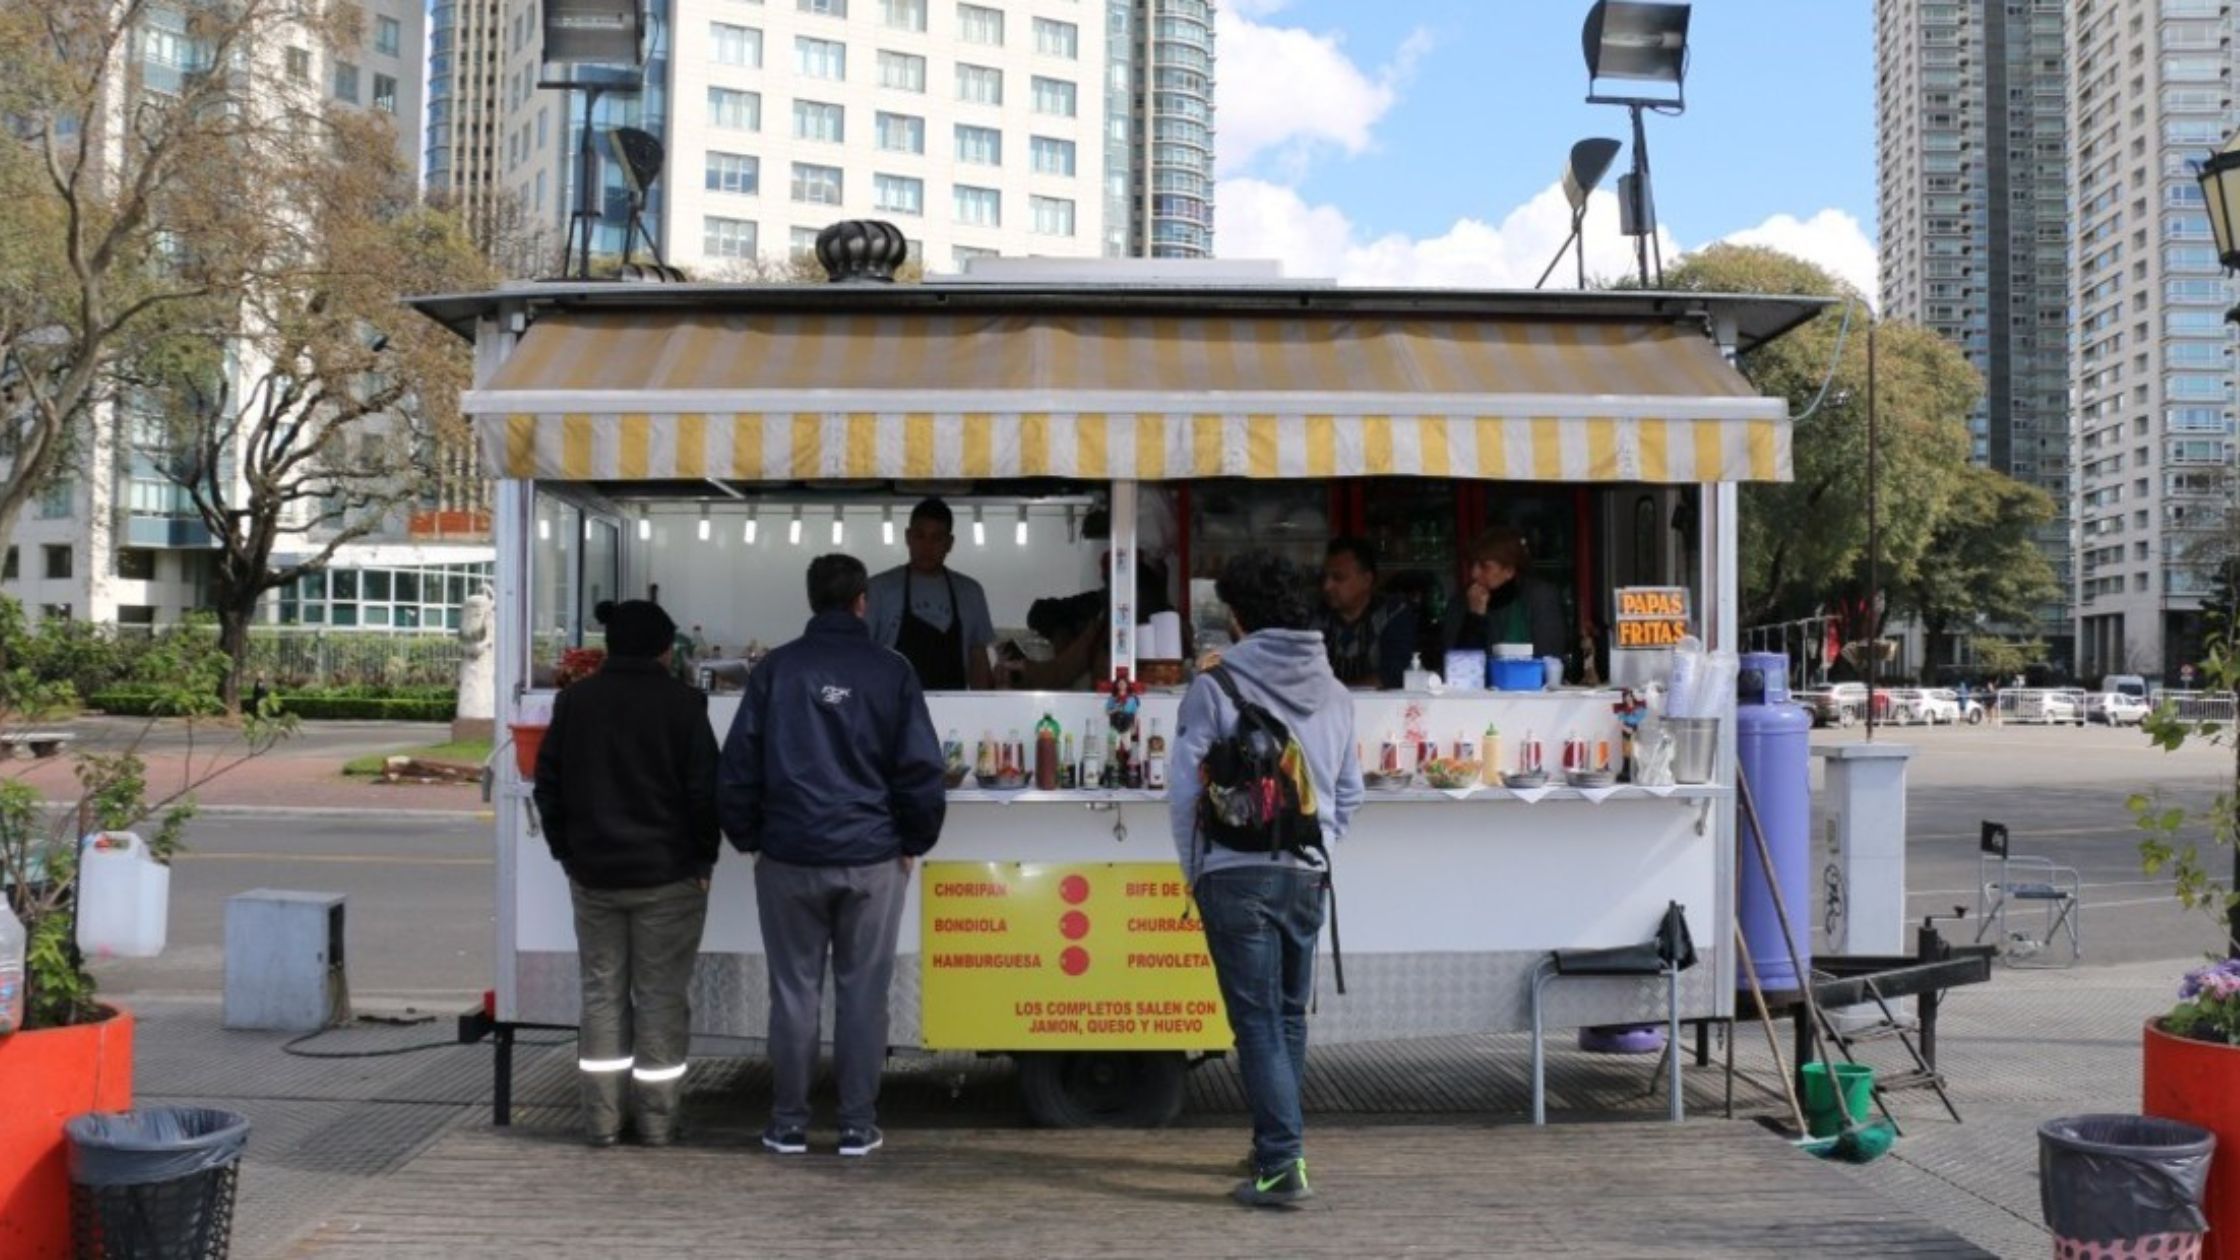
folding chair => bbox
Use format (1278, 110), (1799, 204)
(1973, 821), (2080, 967)
(1530, 901), (1698, 1124)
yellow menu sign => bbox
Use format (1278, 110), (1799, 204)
(919, 861), (1232, 1051)
(1614, 585), (1693, 649)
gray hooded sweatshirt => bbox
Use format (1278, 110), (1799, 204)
(1167, 628), (1364, 887)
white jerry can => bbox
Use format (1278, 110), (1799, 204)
(75, 832), (170, 959)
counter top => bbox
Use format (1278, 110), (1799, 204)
(947, 783), (1726, 805)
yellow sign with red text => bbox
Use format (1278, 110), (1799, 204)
(919, 861), (1233, 1051)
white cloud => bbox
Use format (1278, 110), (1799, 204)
(1213, 6), (1430, 179)
(1718, 210), (1879, 305)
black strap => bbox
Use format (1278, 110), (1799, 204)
(1323, 870), (1345, 997)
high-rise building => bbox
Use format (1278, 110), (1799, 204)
(1875, 0), (2073, 672)
(466, 0), (1211, 273)
(2067, 0), (2234, 682)
(426, 0), (511, 244)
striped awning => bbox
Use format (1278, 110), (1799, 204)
(465, 311), (1790, 484)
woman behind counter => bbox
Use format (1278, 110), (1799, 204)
(1444, 526), (1567, 663)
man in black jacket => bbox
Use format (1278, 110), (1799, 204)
(533, 599), (719, 1148)
(720, 554), (945, 1158)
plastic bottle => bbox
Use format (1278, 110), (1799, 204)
(0, 898), (23, 1036)
(1481, 722), (1502, 785)
(1145, 719), (1168, 791)
(1034, 713), (1061, 791)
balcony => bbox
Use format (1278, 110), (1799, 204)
(122, 515), (215, 549)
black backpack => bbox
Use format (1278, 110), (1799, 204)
(1195, 666), (1328, 868)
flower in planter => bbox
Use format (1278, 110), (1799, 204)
(2169, 958), (2240, 1046)
(552, 647), (607, 689)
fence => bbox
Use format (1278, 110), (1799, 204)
(124, 627), (468, 690)
(2149, 689), (2240, 724)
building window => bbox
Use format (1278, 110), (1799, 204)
(956, 63), (1003, 105)
(704, 216), (758, 259)
(953, 244), (996, 269)
(1030, 195), (1074, 236)
(374, 15), (401, 56)
(1033, 17), (1077, 58)
(43, 545), (71, 580)
(115, 549), (156, 581)
(877, 49), (925, 92)
(706, 151), (760, 195)
(790, 227), (819, 258)
(793, 100), (845, 143)
(711, 22), (763, 66)
(792, 162), (844, 205)
(372, 73), (397, 113)
(876, 111), (924, 153)
(795, 35), (845, 79)
(333, 60), (359, 103)
(286, 46), (310, 80)
(954, 184), (1000, 226)
(958, 3), (1003, 45)
(873, 173), (923, 215)
(955, 123), (1001, 165)
(36, 480), (72, 519)
(2, 548), (16, 582)
(534, 170), (547, 211)
(798, 0), (845, 14)
(117, 605), (156, 626)
(1031, 75), (1075, 116)
(1030, 135), (1075, 176)
(880, 0), (925, 30)
(709, 87), (761, 131)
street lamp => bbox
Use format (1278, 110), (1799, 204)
(2193, 128), (2240, 956)
(1581, 0), (1692, 287)
(1534, 138), (1622, 290)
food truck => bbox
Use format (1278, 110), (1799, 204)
(413, 243), (1822, 1126)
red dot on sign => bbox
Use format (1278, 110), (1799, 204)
(1060, 947), (1091, 976)
(1059, 875), (1091, 905)
(1060, 910), (1091, 940)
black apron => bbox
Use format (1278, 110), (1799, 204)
(896, 568), (968, 690)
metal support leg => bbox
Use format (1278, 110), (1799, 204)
(1530, 962), (1553, 1126)
(1666, 966), (1683, 1123)
(495, 1024), (515, 1128)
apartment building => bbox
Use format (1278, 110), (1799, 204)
(1875, 0), (2074, 671)
(453, 0), (1212, 273)
(2068, 0), (2236, 681)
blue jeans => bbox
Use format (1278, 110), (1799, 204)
(1195, 865), (1325, 1172)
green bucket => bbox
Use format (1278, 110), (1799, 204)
(1800, 1062), (1875, 1137)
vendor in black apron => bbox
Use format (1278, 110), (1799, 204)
(865, 498), (996, 690)
(1444, 525), (1568, 663)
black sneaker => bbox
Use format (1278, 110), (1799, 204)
(760, 1125), (808, 1155)
(1233, 1158), (1314, 1207)
(836, 1125), (884, 1158)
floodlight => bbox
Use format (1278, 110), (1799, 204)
(1583, 1), (1691, 101)
(541, 0), (644, 71)
(1562, 139), (1622, 212)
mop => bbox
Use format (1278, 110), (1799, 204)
(1737, 767), (1897, 1164)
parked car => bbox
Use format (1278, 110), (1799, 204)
(1917, 689), (1973, 725)
(2010, 689), (2085, 726)
(2086, 692), (2151, 725)
(2103, 673), (2149, 700)
(1803, 682), (1867, 728)
(1882, 688), (1931, 724)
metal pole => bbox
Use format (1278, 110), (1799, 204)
(1866, 321), (1879, 742)
(1629, 104), (1651, 288)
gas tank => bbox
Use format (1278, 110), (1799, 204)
(1735, 652), (1813, 990)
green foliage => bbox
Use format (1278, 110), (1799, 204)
(93, 685), (454, 720)
(1902, 465), (2062, 670)
(2129, 627), (2240, 956)
(1969, 637), (2047, 681)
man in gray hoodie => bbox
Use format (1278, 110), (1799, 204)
(1168, 552), (1363, 1207)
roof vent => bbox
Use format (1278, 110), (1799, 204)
(814, 219), (908, 284)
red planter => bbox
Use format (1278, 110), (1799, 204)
(509, 723), (547, 779)
(0, 1006), (135, 1259)
(2145, 1017), (2240, 1260)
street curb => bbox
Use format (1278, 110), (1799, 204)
(43, 801), (490, 821)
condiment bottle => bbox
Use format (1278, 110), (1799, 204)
(1081, 732), (1105, 791)
(1061, 733), (1078, 789)
(1380, 732), (1400, 775)
(1145, 719), (1168, 791)
(1034, 713), (1061, 791)
(1481, 722), (1502, 786)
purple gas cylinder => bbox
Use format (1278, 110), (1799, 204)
(1735, 650), (1814, 992)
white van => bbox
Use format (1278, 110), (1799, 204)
(2104, 674), (2149, 700)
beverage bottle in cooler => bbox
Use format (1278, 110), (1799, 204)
(0, 898), (24, 1035)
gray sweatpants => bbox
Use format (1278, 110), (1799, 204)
(570, 878), (709, 1141)
(754, 856), (910, 1130)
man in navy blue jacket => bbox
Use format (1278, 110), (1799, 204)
(719, 553), (946, 1158)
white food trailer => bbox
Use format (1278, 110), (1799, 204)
(413, 250), (1822, 1125)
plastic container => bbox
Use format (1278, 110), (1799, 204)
(1491, 658), (1543, 691)
(1443, 650), (1485, 691)
(1800, 1061), (1875, 1137)
(75, 833), (169, 960)
(2039, 1113), (2214, 1254)
(1541, 656), (1565, 690)
(1490, 642), (1534, 660)
(68, 1106), (251, 1260)
(1736, 651), (1813, 990)
(0, 898), (23, 1035)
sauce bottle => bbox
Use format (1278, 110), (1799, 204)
(1145, 719), (1168, 791)
(1481, 722), (1502, 786)
(1034, 713), (1061, 791)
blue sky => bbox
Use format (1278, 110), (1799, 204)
(1212, 0), (1879, 296)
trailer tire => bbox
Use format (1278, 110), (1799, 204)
(1016, 1051), (1186, 1129)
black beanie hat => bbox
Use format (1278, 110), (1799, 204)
(598, 599), (677, 659)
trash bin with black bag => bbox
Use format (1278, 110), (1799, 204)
(66, 1107), (250, 1260)
(2040, 1114), (2215, 1258)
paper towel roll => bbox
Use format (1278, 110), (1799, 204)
(1136, 624), (1157, 659)
(1150, 611), (1184, 660)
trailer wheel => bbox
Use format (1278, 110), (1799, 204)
(1016, 1051), (1186, 1128)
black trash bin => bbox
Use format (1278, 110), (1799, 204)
(2039, 1113), (2215, 1252)
(66, 1107), (250, 1260)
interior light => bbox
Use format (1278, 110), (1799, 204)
(537, 518), (550, 541)
(697, 508), (710, 542)
(788, 506), (803, 546)
(882, 505), (895, 546)
(972, 505), (985, 547)
(1015, 505), (1028, 547)
(745, 506), (759, 544)
(831, 505), (845, 546)
(636, 513), (650, 541)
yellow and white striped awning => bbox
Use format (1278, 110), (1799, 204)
(465, 311), (1790, 484)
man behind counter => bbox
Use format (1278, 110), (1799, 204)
(865, 498), (996, 690)
(1312, 537), (1416, 690)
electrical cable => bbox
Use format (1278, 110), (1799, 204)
(280, 1014), (569, 1059)
(1787, 296), (1858, 424)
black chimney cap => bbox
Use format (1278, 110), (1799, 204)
(814, 220), (909, 284)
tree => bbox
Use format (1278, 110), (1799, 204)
(1969, 635), (2047, 684)
(1655, 246), (1980, 630)
(1897, 463), (2061, 674)
(130, 107), (490, 710)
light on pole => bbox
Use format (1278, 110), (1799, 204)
(1581, 1), (1691, 288)
(2192, 128), (2240, 955)
(1534, 138), (1622, 290)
